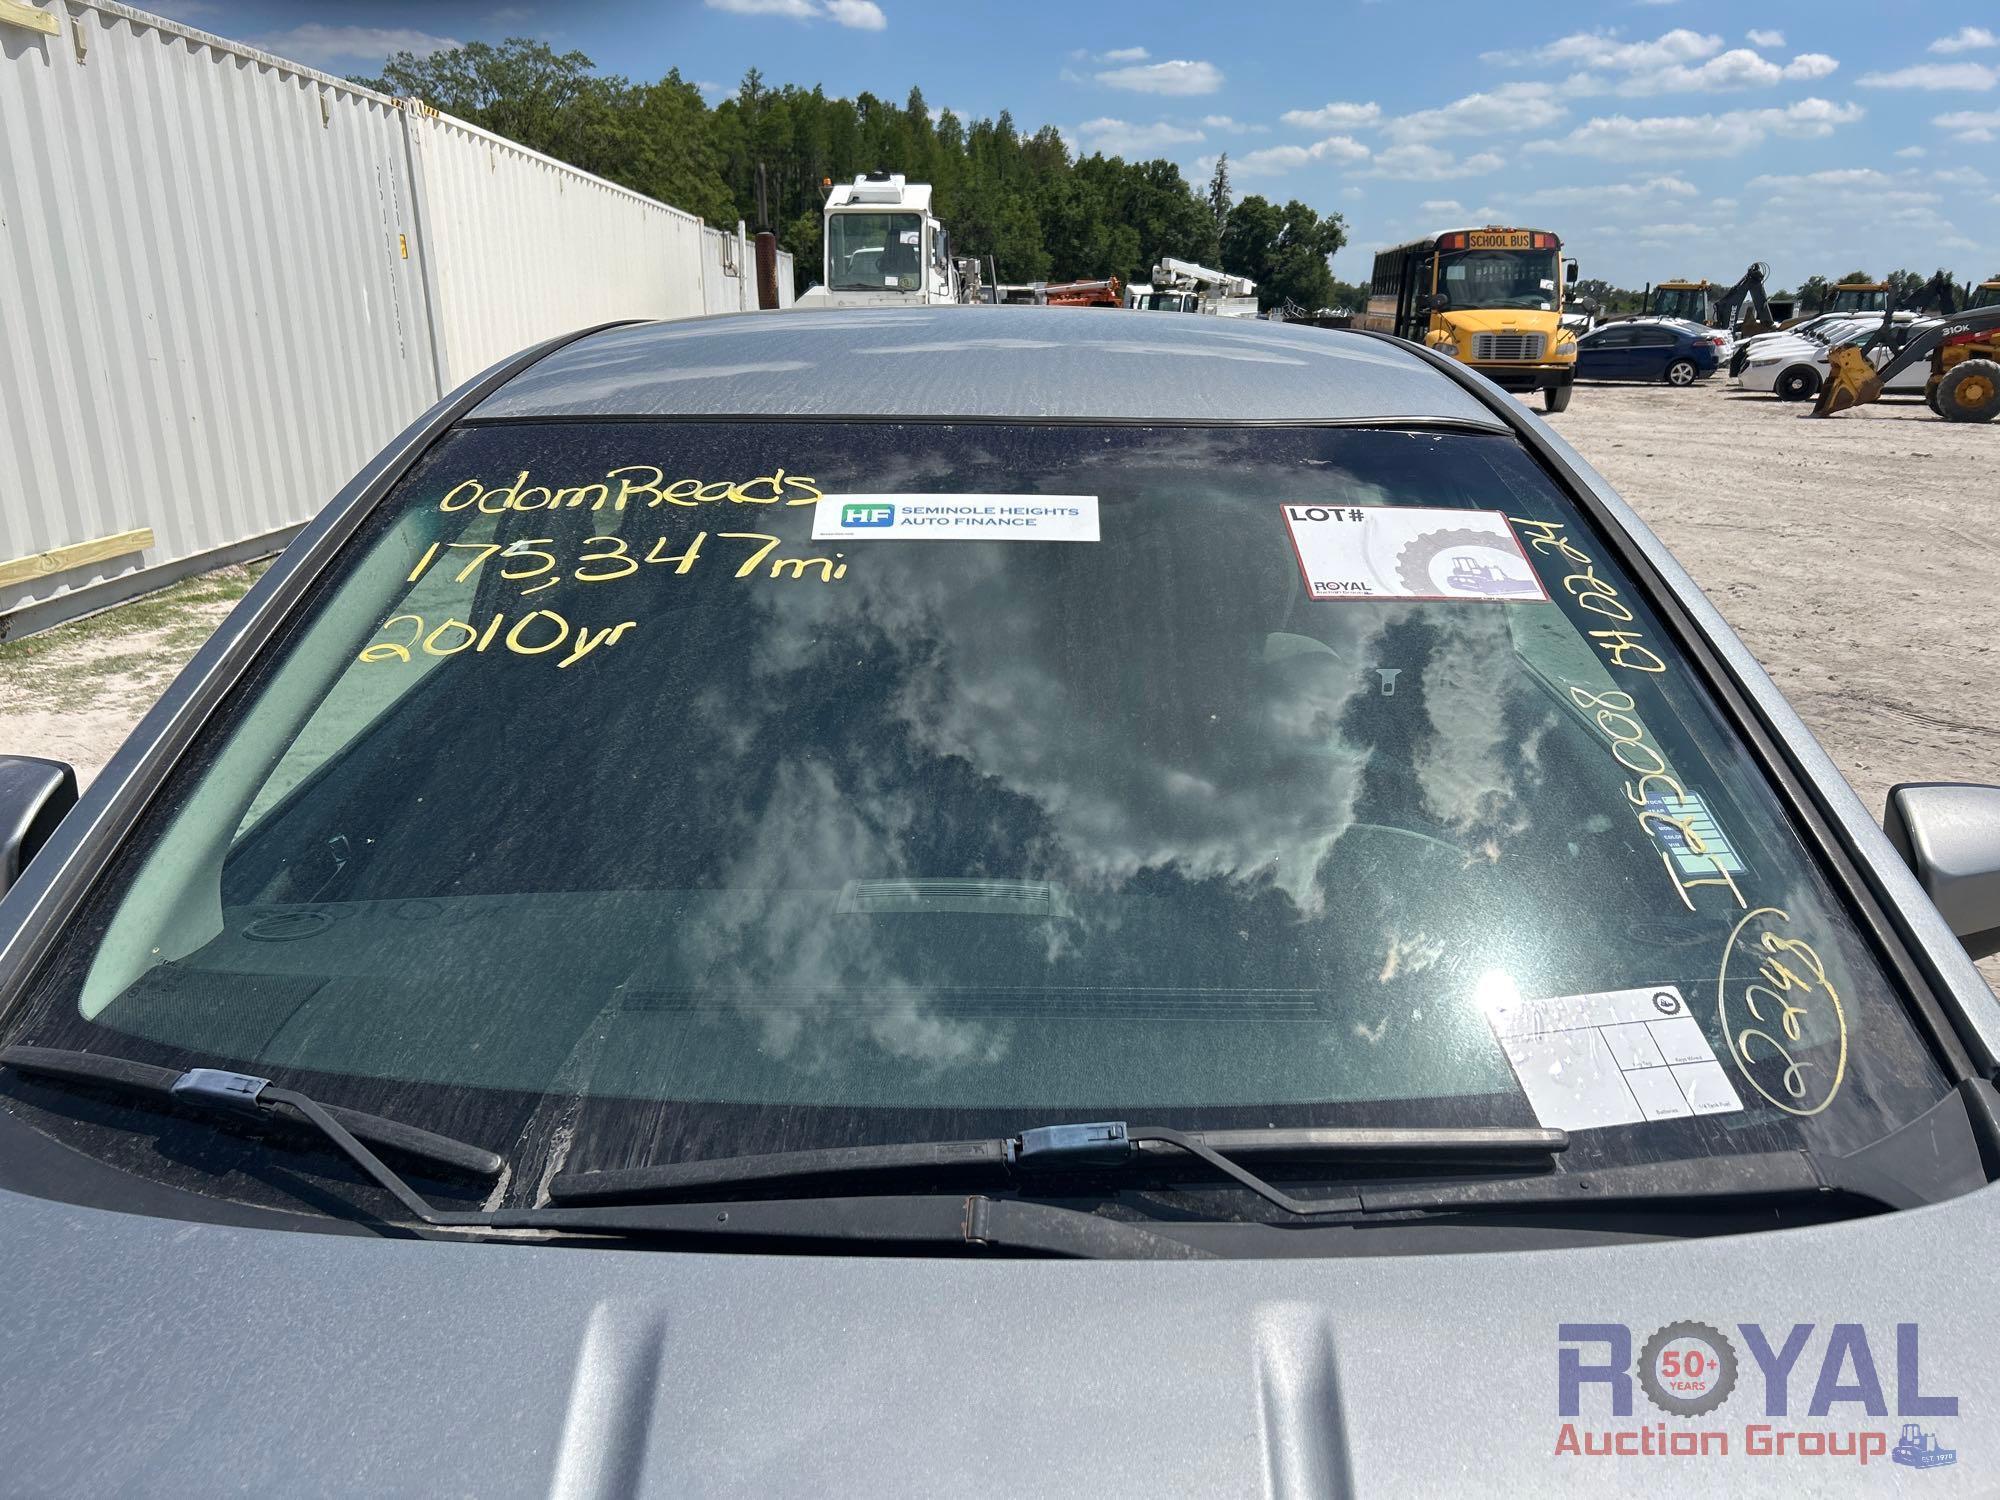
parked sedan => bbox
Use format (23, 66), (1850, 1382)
(2, 308), (1998, 1497)
(1573, 317), (1722, 385)
(1737, 314), (1930, 401)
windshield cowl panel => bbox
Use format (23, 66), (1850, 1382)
(1, 421), (1959, 1223)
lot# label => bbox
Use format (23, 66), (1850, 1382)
(1281, 505), (1548, 602)
(814, 494), (1099, 542)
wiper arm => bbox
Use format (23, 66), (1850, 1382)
(0, 1049), (1215, 1257)
(0, 1044), (502, 1187)
(550, 1120), (1568, 1217)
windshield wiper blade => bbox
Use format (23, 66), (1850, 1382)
(550, 1120), (1568, 1216)
(0, 1044), (502, 1185)
(0, 1048), (1206, 1256)
(504, 1195), (1216, 1260)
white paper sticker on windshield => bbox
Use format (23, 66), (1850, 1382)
(899, 229), (920, 245)
(813, 494), (1100, 542)
(1484, 984), (1744, 1131)
(1280, 505), (1549, 602)
(1645, 789), (1746, 876)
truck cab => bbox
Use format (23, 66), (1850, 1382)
(1650, 281), (1716, 324)
(794, 173), (962, 309)
(1829, 283), (1891, 315)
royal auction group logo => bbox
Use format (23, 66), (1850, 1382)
(1556, 1322), (1958, 1469)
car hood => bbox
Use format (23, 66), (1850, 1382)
(1, 1182), (1996, 1497)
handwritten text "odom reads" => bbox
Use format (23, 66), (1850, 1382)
(438, 468), (823, 514)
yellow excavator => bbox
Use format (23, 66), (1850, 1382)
(1813, 300), (2000, 421)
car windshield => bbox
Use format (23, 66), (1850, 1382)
(827, 212), (922, 291)
(1437, 249), (1559, 311)
(5, 422), (1951, 1209)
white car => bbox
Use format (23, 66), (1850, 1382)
(1736, 315), (1927, 402)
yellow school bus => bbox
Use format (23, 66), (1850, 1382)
(1358, 227), (1579, 412)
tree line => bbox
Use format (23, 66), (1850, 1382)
(359, 41), (1348, 310)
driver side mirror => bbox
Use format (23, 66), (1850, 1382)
(1884, 783), (2000, 959)
(0, 755), (79, 901)
(1565, 259), (1580, 285)
(1423, 292), (1450, 312)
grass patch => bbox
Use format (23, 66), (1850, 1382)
(0, 560), (270, 707)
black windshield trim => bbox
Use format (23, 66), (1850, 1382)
(454, 412), (1514, 435)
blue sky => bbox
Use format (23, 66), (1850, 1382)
(154, 0), (2000, 291)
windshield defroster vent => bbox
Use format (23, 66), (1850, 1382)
(836, 878), (1071, 918)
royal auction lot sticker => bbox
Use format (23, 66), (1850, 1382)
(813, 494), (1099, 542)
(1280, 504), (1548, 602)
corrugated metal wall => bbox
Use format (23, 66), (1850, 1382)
(699, 223), (753, 316)
(1, 0), (787, 634)
(0, 3), (435, 619)
(408, 110), (710, 385)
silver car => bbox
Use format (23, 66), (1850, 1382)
(1, 308), (1997, 1496)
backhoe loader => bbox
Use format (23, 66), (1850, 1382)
(1812, 303), (2000, 421)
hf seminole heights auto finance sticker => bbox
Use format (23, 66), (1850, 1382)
(1280, 505), (1549, 602)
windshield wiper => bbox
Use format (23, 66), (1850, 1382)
(0, 1048), (1212, 1257)
(0, 1044), (503, 1184)
(549, 1120), (1568, 1216)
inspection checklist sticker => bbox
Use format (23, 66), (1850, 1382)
(1482, 984), (1744, 1131)
(1279, 505), (1549, 602)
(814, 494), (1099, 541)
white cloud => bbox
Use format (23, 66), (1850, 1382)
(1931, 27), (1997, 55)
(1626, 49), (1839, 94)
(1367, 143), (1506, 180)
(1935, 109), (2000, 141)
(1859, 62), (1995, 91)
(704, 0), (886, 26)
(1534, 28), (1721, 71)
(1234, 136), (1372, 174)
(1384, 82), (1567, 141)
(1746, 29), (1783, 47)
(1101, 46), (1149, 62)
(1200, 114), (1268, 132)
(1071, 117), (1205, 155)
(1279, 100), (1382, 130)
(1518, 174), (1699, 205)
(1895, 144), (1927, 157)
(1527, 97), (1863, 158)
(1489, 28), (1837, 97)
(252, 23), (459, 67)
(1418, 198), (1464, 214)
(824, 0), (886, 29)
(1096, 59), (1224, 95)
(1933, 166), (1988, 185)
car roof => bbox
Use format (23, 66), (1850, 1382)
(470, 306), (1510, 429)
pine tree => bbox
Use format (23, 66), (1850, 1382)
(1205, 154), (1232, 237)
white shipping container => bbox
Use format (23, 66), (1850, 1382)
(0, 1), (436, 626)
(406, 109), (710, 386)
(1, 0), (779, 635)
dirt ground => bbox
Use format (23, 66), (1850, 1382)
(1543, 379), (1997, 817)
(0, 563), (267, 785)
(0, 383), (1992, 990)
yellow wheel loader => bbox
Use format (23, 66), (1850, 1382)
(1813, 302), (2000, 423)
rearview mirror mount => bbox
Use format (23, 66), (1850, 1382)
(0, 755), (80, 901)
(1884, 783), (2000, 960)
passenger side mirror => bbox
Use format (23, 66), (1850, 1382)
(1424, 292), (1450, 313)
(0, 755), (79, 900)
(1884, 783), (2000, 959)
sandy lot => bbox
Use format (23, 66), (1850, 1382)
(0, 564), (266, 785)
(1544, 379), (1997, 816)
(0, 381), (1991, 992)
